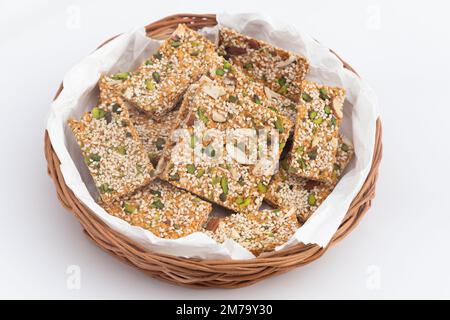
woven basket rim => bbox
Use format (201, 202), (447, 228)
(44, 13), (382, 288)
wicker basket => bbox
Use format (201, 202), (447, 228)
(44, 14), (382, 288)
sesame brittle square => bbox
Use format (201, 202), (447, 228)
(205, 208), (300, 256)
(121, 24), (217, 120)
(68, 99), (155, 204)
(102, 180), (212, 239)
(266, 136), (354, 222)
(158, 58), (292, 214)
(218, 27), (309, 103)
(287, 81), (345, 182)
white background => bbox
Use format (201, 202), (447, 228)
(1, 0), (449, 299)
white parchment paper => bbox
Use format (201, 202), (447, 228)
(46, 13), (379, 260)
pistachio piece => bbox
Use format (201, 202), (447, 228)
(197, 108), (209, 125)
(220, 176), (229, 195)
(319, 88), (330, 100)
(302, 92), (312, 102)
(123, 202), (136, 214)
(215, 68), (225, 76)
(186, 164), (196, 174)
(223, 61), (232, 70)
(153, 52), (162, 60)
(111, 72), (130, 80)
(196, 168), (205, 178)
(169, 173), (180, 181)
(277, 77), (287, 86)
(151, 199), (165, 209)
(243, 62), (253, 69)
(309, 111), (317, 120)
(171, 40), (181, 48)
(145, 79), (155, 90)
(116, 146), (126, 155)
(308, 193), (316, 206)
(228, 95), (238, 103)
(212, 110), (227, 123)
(275, 117), (284, 133)
(324, 105), (331, 114)
(257, 182), (267, 193)
(89, 153), (101, 162)
(99, 183), (113, 193)
(92, 107), (105, 119)
(313, 117), (324, 125)
(155, 137), (166, 151)
(152, 71), (160, 83)
(150, 189), (162, 197)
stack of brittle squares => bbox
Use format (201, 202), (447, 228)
(68, 24), (354, 256)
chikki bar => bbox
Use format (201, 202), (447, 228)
(205, 208), (300, 256)
(218, 27), (309, 103)
(287, 80), (345, 182)
(158, 58), (292, 214)
(67, 99), (155, 204)
(102, 180), (212, 239)
(121, 24), (217, 119)
(266, 136), (354, 222)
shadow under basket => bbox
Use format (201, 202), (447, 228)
(44, 13), (383, 289)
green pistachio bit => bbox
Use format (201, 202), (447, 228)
(333, 163), (341, 172)
(277, 77), (287, 86)
(148, 152), (157, 161)
(309, 111), (317, 120)
(171, 40), (181, 48)
(197, 108), (209, 125)
(341, 143), (349, 152)
(277, 84), (288, 94)
(186, 164), (196, 174)
(220, 176), (229, 195)
(257, 182), (267, 193)
(145, 79), (155, 90)
(190, 50), (200, 56)
(302, 92), (313, 102)
(99, 183), (113, 193)
(92, 107), (105, 119)
(219, 193), (227, 202)
(123, 202), (136, 214)
(192, 197), (201, 203)
(155, 137), (166, 151)
(267, 232), (275, 237)
(253, 94), (261, 105)
(275, 117), (284, 133)
(111, 72), (130, 80)
(268, 106), (278, 113)
(273, 209), (281, 214)
(313, 117), (323, 125)
(280, 142), (286, 150)
(196, 168), (205, 178)
(212, 176), (221, 185)
(297, 157), (307, 169)
(295, 146), (304, 154)
(330, 117), (337, 126)
(151, 199), (164, 209)
(286, 103), (296, 111)
(235, 197), (244, 205)
(150, 189), (162, 197)
(319, 88), (330, 100)
(223, 61), (232, 70)
(104, 111), (112, 124)
(243, 62), (253, 69)
(152, 71), (160, 83)
(308, 193), (317, 206)
(228, 95), (238, 103)
(153, 52), (162, 60)
(239, 197), (251, 207)
(89, 153), (101, 162)
(145, 59), (153, 66)
(324, 105), (331, 114)
(116, 146), (126, 155)
(215, 68), (225, 76)
(190, 135), (196, 149)
(308, 151), (317, 160)
(169, 173), (180, 181)
(190, 41), (199, 47)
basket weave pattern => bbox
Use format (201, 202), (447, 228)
(44, 14), (382, 288)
